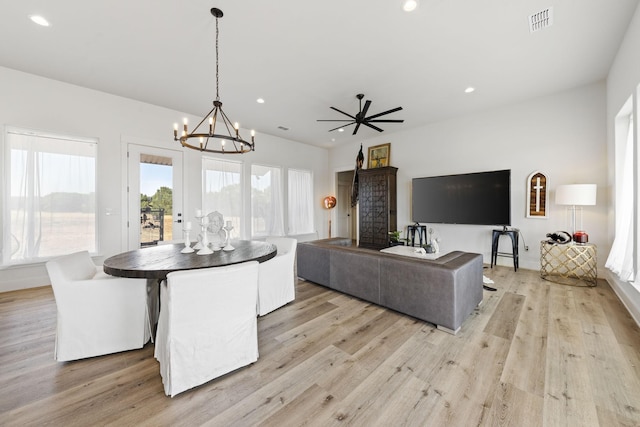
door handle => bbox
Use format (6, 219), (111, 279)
(174, 212), (182, 223)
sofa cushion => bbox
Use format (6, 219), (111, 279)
(330, 249), (381, 304)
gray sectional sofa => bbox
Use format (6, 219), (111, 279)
(296, 238), (483, 334)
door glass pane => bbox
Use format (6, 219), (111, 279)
(140, 154), (173, 246)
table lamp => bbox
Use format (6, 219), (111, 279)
(555, 184), (596, 243)
(323, 196), (337, 238)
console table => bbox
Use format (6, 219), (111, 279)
(380, 244), (441, 260)
(540, 241), (597, 287)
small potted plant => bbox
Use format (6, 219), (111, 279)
(388, 230), (405, 246)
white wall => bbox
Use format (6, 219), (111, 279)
(606, 4), (640, 325)
(0, 66), (329, 292)
(329, 82), (608, 273)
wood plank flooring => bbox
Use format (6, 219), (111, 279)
(2, 266), (640, 426)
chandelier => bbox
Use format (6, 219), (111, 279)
(173, 8), (255, 154)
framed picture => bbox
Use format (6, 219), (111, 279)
(526, 170), (548, 218)
(367, 143), (391, 168)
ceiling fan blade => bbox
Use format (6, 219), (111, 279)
(363, 122), (384, 132)
(367, 119), (405, 123)
(365, 106), (403, 120)
(328, 122), (355, 132)
(330, 106), (356, 119)
(317, 119), (354, 122)
(352, 122), (362, 135)
(360, 100), (371, 118)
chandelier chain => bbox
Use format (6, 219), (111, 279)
(215, 13), (220, 101)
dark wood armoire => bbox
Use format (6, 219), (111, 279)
(358, 166), (397, 250)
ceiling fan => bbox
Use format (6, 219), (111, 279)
(318, 94), (404, 135)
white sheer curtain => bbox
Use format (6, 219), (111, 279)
(5, 128), (96, 264)
(202, 157), (242, 236)
(606, 114), (634, 282)
(251, 164), (284, 237)
(288, 169), (314, 235)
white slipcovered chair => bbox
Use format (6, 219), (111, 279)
(257, 237), (297, 316)
(45, 251), (151, 362)
(154, 261), (260, 397)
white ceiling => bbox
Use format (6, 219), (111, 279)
(1, 0), (638, 148)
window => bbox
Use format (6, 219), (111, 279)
(288, 169), (314, 234)
(251, 164), (283, 237)
(203, 157), (242, 236)
(606, 88), (640, 289)
(3, 127), (97, 264)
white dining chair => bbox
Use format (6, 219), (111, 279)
(154, 261), (260, 397)
(45, 251), (151, 362)
(257, 237), (297, 316)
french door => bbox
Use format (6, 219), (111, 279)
(127, 144), (184, 250)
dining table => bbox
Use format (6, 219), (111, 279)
(103, 240), (277, 280)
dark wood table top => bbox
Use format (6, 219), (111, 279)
(103, 240), (277, 280)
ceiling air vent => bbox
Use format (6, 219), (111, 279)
(528, 7), (553, 33)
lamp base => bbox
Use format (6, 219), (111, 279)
(573, 231), (588, 244)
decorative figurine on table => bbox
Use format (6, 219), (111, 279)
(207, 211), (226, 251)
(424, 228), (440, 254)
(223, 220), (235, 251)
(194, 210), (213, 255)
(180, 221), (195, 253)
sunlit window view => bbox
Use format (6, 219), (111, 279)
(251, 164), (283, 237)
(5, 128), (96, 264)
(203, 158), (242, 237)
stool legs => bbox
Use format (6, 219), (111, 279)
(491, 229), (518, 272)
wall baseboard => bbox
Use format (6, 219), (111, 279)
(0, 271), (50, 293)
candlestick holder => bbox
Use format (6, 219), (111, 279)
(180, 228), (195, 253)
(223, 224), (235, 251)
(195, 215), (213, 255)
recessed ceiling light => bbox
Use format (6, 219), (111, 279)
(465, 87), (475, 93)
(338, 128), (344, 132)
(29, 15), (50, 27)
(402, 0), (419, 12)
(256, 98), (265, 104)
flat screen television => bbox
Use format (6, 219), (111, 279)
(412, 169), (511, 226)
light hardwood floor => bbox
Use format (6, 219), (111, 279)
(2, 266), (640, 426)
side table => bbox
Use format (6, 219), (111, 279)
(540, 241), (597, 286)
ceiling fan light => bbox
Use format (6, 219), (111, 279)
(402, 0), (419, 12)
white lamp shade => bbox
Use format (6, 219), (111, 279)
(555, 184), (597, 206)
